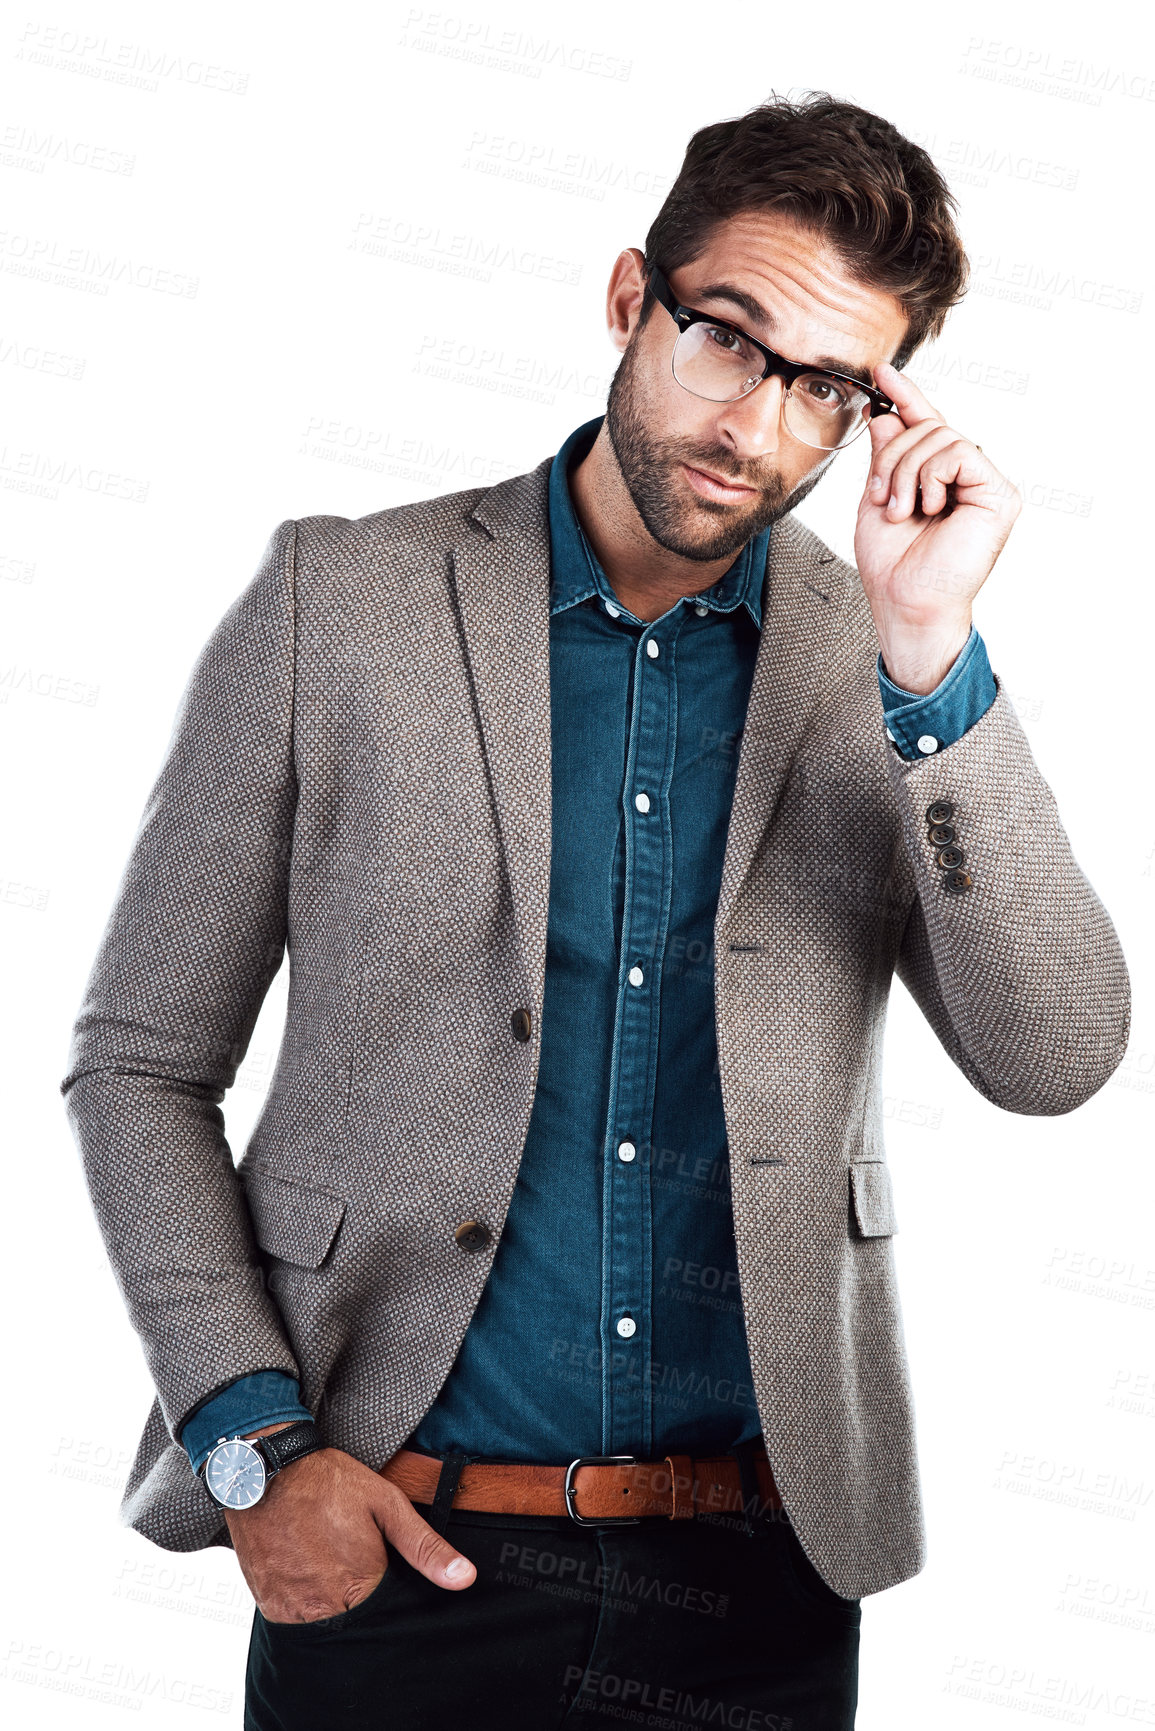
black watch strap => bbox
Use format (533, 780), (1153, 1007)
(255, 1420), (324, 1476)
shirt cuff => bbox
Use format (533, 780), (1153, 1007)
(179, 1371), (313, 1474)
(877, 627), (997, 760)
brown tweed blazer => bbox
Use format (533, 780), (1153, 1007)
(60, 452), (1130, 1599)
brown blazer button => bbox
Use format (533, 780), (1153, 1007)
(944, 868), (972, 894)
(935, 845), (965, 870)
(926, 800), (954, 826)
(455, 1220), (491, 1252)
(928, 823), (955, 846)
(511, 1008), (533, 1043)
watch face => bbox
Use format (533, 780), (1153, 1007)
(205, 1439), (267, 1509)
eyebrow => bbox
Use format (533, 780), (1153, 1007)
(693, 279), (878, 392)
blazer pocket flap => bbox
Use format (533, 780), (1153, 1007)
(243, 1170), (347, 1268)
(849, 1161), (898, 1237)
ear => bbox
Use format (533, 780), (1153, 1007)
(606, 247), (648, 354)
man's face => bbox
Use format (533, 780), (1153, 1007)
(604, 210), (910, 563)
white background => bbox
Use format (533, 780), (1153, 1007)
(3, 0), (1152, 1724)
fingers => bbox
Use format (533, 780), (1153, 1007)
(868, 409), (945, 479)
(876, 425), (969, 519)
(371, 1478), (477, 1591)
(264, 1561), (388, 1625)
(865, 366), (1006, 524)
(866, 405), (945, 501)
(909, 439), (997, 519)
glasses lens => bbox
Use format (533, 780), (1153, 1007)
(672, 322), (766, 401)
(784, 374), (872, 450)
(672, 326), (873, 449)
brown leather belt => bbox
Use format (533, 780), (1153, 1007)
(379, 1444), (782, 1524)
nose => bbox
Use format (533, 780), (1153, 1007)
(713, 371), (788, 461)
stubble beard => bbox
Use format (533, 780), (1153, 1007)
(604, 328), (830, 563)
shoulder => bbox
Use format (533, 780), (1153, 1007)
(283, 452), (553, 614)
(273, 479), (501, 634)
(292, 481), (492, 573)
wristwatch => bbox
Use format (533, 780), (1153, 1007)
(201, 1420), (324, 1509)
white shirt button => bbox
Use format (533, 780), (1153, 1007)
(694, 603), (708, 616)
(605, 600), (621, 618)
(628, 965), (644, 987)
(646, 640), (659, 659)
(917, 734), (939, 755)
(634, 792), (651, 813)
(617, 1140), (637, 1162)
(616, 1316), (636, 1339)
(885, 728), (896, 742)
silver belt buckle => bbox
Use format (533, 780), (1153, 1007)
(564, 1454), (642, 1525)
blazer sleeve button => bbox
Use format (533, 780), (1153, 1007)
(511, 1008), (533, 1043)
(935, 845), (965, 870)
(454, 1220), (491, 1252)
(925, 800), (955, 826)
(944, 868), (973, 894)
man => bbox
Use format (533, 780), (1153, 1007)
(62, 93), (1129, 1729)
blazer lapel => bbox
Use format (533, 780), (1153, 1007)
(715, 515), (853, 934)
(449, 455), (555, 997)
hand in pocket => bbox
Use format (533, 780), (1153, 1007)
(226, 1445), (476, 1625)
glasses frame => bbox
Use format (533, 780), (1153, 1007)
(644, 261), (896, 447)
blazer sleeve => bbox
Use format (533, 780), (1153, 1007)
(890, 676), (1130, 1115)
(59, 518), (303, 1439)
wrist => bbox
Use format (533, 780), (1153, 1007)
(202, 1420), (324, 1510)
(875, 615), (972, 695)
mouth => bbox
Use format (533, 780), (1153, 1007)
(681, 463), (757, 504)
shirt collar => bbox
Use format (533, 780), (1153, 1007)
(548, 415), (769, 629)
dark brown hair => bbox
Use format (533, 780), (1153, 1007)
(641, 91), (969, 370)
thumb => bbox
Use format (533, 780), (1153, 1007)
(866, 412), (906, 463)
(369, 1478), (477, 1592)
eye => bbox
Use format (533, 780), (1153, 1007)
(799, 373), (855, 410)
(706, 324), (740, 354)
(705, 323), (759, 362)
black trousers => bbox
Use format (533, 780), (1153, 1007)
(245, 1495), (861, 1730)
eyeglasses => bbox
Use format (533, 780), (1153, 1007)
(644, 262), (896, 451)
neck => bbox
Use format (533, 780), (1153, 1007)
(568, 424), (751, 623)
